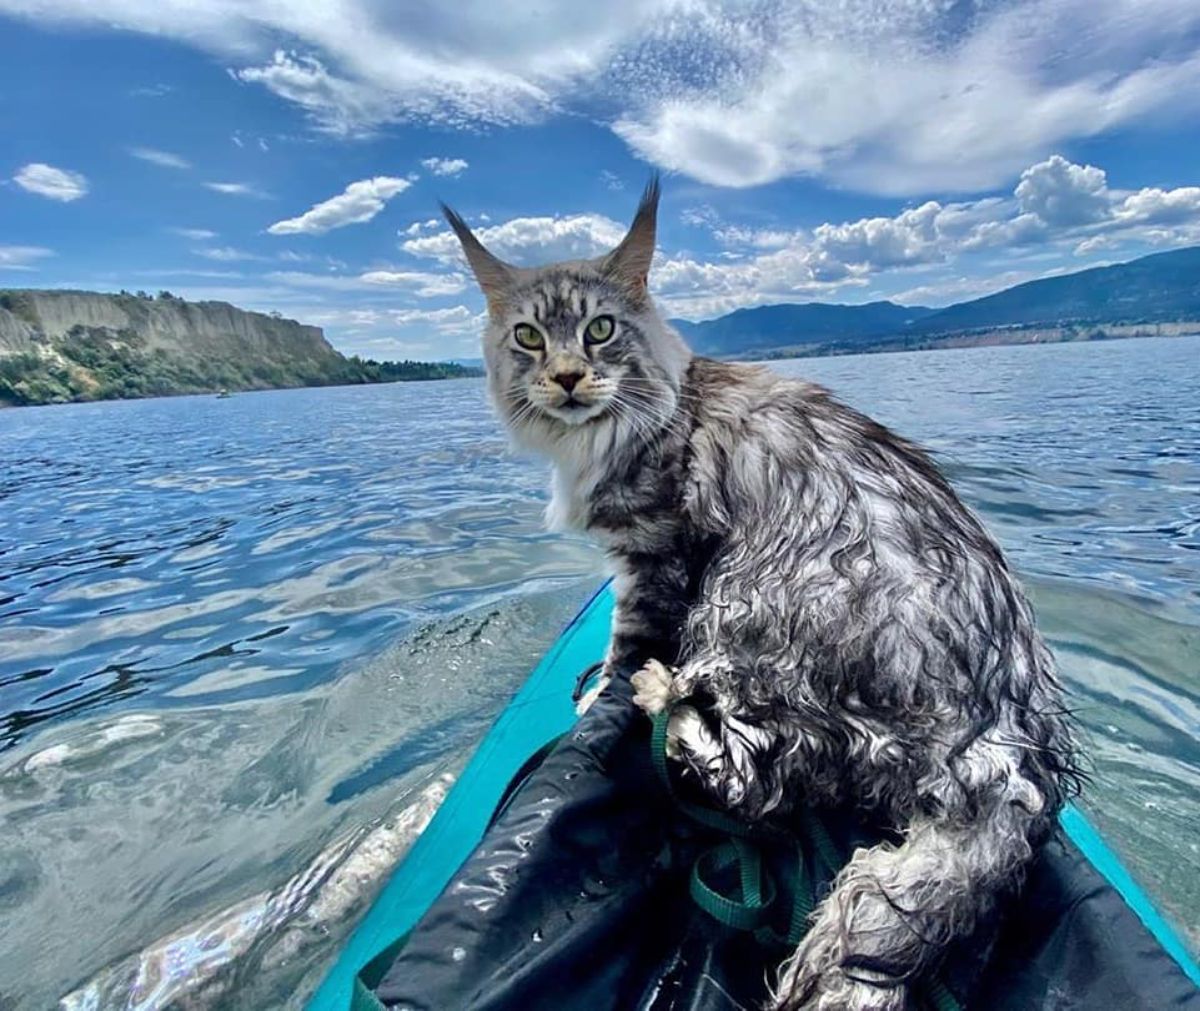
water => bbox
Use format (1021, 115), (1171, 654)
(1, 336), (1197, 1008)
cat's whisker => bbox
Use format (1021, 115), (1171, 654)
(609, 398), (659, 447)
(607, 390), (674, 441)
(611, 392), (690, 445)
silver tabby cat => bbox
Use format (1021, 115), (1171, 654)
(444, 181), (1083, 1011)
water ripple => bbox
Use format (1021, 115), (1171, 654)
(0, 338), (1197, 1007)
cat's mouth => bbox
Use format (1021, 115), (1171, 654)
(543, 394), (609, 426)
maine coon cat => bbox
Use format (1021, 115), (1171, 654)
(443, 180), (1082, 1010)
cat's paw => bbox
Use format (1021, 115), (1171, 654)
(771, 923), (908, 1011)
(665, 703), (722, 765)
(630, 658), (676, 716)
(770, 963), (907, 1011)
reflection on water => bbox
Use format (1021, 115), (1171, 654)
(0, 337), (1197, 1008)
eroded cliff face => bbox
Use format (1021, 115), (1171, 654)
(0, 289), (360, 406)
(0, 290), (337, 363)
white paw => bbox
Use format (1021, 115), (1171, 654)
(630, 659), (676, 716)
(770, 971), (907, 1011)
(665, 704), (720, 764)
(573, 673), (611, 716)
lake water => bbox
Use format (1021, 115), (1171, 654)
(1, 336), (1197, 1009)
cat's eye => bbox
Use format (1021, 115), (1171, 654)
(513, 323), (544, 350)
(585, 315), (615, 344)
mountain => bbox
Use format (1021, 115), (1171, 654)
(0, 289), (480, 407)
(671, 246), (1200, 359)
(669, 301), (934, 356)
(911, 246), (1200, 335)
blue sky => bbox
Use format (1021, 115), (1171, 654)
(2, 1), (1199, 362)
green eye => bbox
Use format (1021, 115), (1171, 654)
(513, 323), (544, 350)
(585, 315), (615, 344)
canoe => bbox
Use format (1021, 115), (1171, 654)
(308, 581), (1200, 1010)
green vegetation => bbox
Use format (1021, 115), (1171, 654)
(0, 324), (481, 407)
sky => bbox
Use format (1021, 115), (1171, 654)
(2, 1), (1200, 362)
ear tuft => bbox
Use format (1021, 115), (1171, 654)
(602, 174), (660, 297)
(441, 203), (515, 306)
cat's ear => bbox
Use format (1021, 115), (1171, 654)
(602, 175), (659, 299)
(441, 204), (515, 309)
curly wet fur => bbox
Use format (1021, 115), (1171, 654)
(447, 180), (1084, 1010)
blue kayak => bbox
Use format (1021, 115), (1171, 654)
(310, 581), (1200, 1010)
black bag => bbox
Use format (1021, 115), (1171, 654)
(373, 675), (1199, 1010)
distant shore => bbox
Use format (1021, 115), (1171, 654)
(0, 365), (483, 409)
(742, 321), (1200, 362)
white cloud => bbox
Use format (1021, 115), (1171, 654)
(194, 246), (268, 262)
(130, 82), (172, 98)
(711, 225), (793, 250)
(401, 218), (441, 237)
(129, 146), (191, 169)
(386, 151), (1200, 319)
(1015, 156), (1109, 226)
(0, 245), (54, 270)
(887, 270), (1046, 307)
(128, 267), (245, 279)
(1073, 235), (1122, 257)
(12, 0), (1200, 194)
(277, 250), (349, 269)
(420, 157), (468, 177)
(650, 247), (866, 320)
(232, 48), (546, 138)
(391, 153), (1200, 319)
(811, 202), (948, 270)
(263, 271), (371, 291)
(1113, 186), (1200, 226)
(232, 51), (402, 139)
(611, 0), (1200, 193)
(267, 176), (411, 235)
(262, 268), (464, 297)
(652, 154), (1200, 316)
(13, 162), (88, 201)
(387, 305), (483, 336)
(359, 270), (467, 296)
(171, 227), (218, 240)
(204, 181), (267, 197)
(600, 170), (624, 191)
(402, 213), (627, 266)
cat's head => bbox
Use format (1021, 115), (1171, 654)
(443, 178), (691, 456)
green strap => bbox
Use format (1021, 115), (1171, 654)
(650, 711), (761, 839)
(689, 839), (776, 931)
(650, 705), (965, 1010)
(651, 710), (796, 939)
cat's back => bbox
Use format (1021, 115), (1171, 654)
(681, 356), (980, 544)
(685, 356), (828, 419)
(683, 355), (844, 476)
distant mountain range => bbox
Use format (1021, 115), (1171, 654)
(670, 246), (1200, 358)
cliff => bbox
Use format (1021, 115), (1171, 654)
(0, 289), (477, 406)
(0, 288), (338, 361)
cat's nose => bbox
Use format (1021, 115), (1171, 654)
(554, 370), (585, 393)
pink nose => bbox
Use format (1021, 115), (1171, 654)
(554, 371), (584, 393)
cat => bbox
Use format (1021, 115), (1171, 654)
(443, 179), (1083, 1010)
